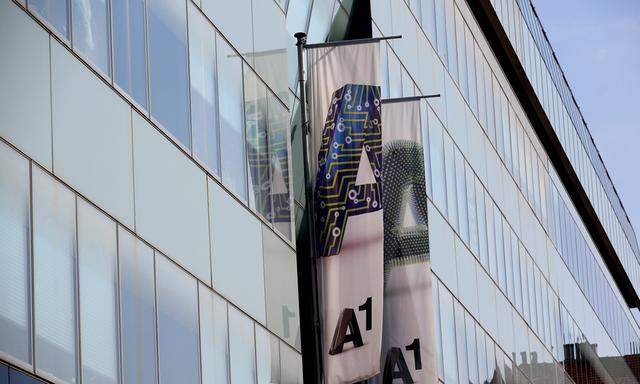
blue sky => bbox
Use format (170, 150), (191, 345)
(532, 0), (640, 239)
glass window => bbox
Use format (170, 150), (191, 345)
(244, 68), (271, 218)
(388, 50), (402, 99)
(29, 0), (69, 39)
(466, 27), (478, 114)
(0, 143), (31, 365)
(217, 36), (248, 200)
(33, 167), (78, 383)
(440, 287), (458, 384)
(228, 306), (257, 384)
(444, 0), (457, 79)
(476, 179), (488, 268)
(268, 93), (294, 240)
(455, 148), (469, 243)
(433, 280), (444, 380)
(466, 161), (479, 256)
(434, 0), (447, 62)
(443, 133), (458, 231)
(494, 211), (506, 291)
(188, 3), (219, 174)
(485, 196), (497, 279)
(263, 227), (300, 348)
(156, 255), (201, 384)
(112, 0), (148, 109)
(466, 314), (479, 384)
(72, 0), (111, 75)
(256, 326), (280, 384)
(199, 284), (230, 384)
(455, 302), (469, 384)
(476, 325), (487, 384)
(428, 109), (447, 214)
(485, 336), (496, 384)
(118, 227), (158, 384)
(77, 200), (119, 384)
(454, 9), (467, 98)
(148, 0), (190, 147)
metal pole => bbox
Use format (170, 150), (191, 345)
(295, 31), (323, 383)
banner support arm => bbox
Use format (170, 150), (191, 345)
(295, 31), (324, 384)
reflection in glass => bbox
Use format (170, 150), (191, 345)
(33, 167), (78, 383)
(268, 94), (294, 239)
(29, 0), (69, 38)
(78, 200), (119, 384)
(156, 255), (201, 384)
(217, 37), (248, 200)
(112, 0), (148, 108)
(148, 0), (190, 147)
(118, 228), (158, 384)
(244, 68), (271, 218)
(0, 143), (31, 365)
(256, 326), (280, 383)
(188, 3), (219, 174)
(72, 0), (111, 75)
(229, 306), (256, 384)
(199, 284), (230, 384)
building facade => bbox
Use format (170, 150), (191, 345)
(0, 0), (639, 383)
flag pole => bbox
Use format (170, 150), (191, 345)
(295, 31), (323, 384)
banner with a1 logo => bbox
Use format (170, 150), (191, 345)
(307, 41), (383, 383)
(372, 98), (438, 384)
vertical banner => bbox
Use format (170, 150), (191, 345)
(375, 99), (437, 384)
(307, 42), (383, 383)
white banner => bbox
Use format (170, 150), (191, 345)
(308, 42), (383, 383)
(374, 99), (437, 384)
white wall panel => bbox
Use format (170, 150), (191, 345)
(51, 40), (135, 228)
(132, 111), (211, 284)
(0, 0), (52, 169)
(209, 179), (266, 323)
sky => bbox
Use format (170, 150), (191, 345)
(532, 0), (640, 240)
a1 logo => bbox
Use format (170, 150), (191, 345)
(328, 297), (373, 355)
(383, 338), (422, 384)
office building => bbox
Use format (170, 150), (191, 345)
(0, 0), (639, 383)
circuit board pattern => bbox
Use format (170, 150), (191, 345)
(314, 84), (383, 257)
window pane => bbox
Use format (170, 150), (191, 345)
(244, 67), (271, 218)
(77, 200), (119, 384)
(268, 93), (293, 240)
(440, 287), (458, 384)
(466, 314), (478, 384)
(217, 36), (248, 200)
(148, 0), (190, 147)
(29, 0), (69, 39)
(0, 143), (31, 364)
(262, 226), (300, 348)
(455, 302), (469, 384)
(156, 255), (200, 384)
(228, 306), (256, 384)
(72, 0), (111, 75)
(255, 326), (280, 384)
(188, 3), (219, 174)
(33, 167), (78, 383)
(428, 109), (447, 213)
(118, 227), (158, 384)
(112, 0), (148, 108)
(199, 284), (230, 384)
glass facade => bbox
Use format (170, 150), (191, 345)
(1, 0), (638, 383)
